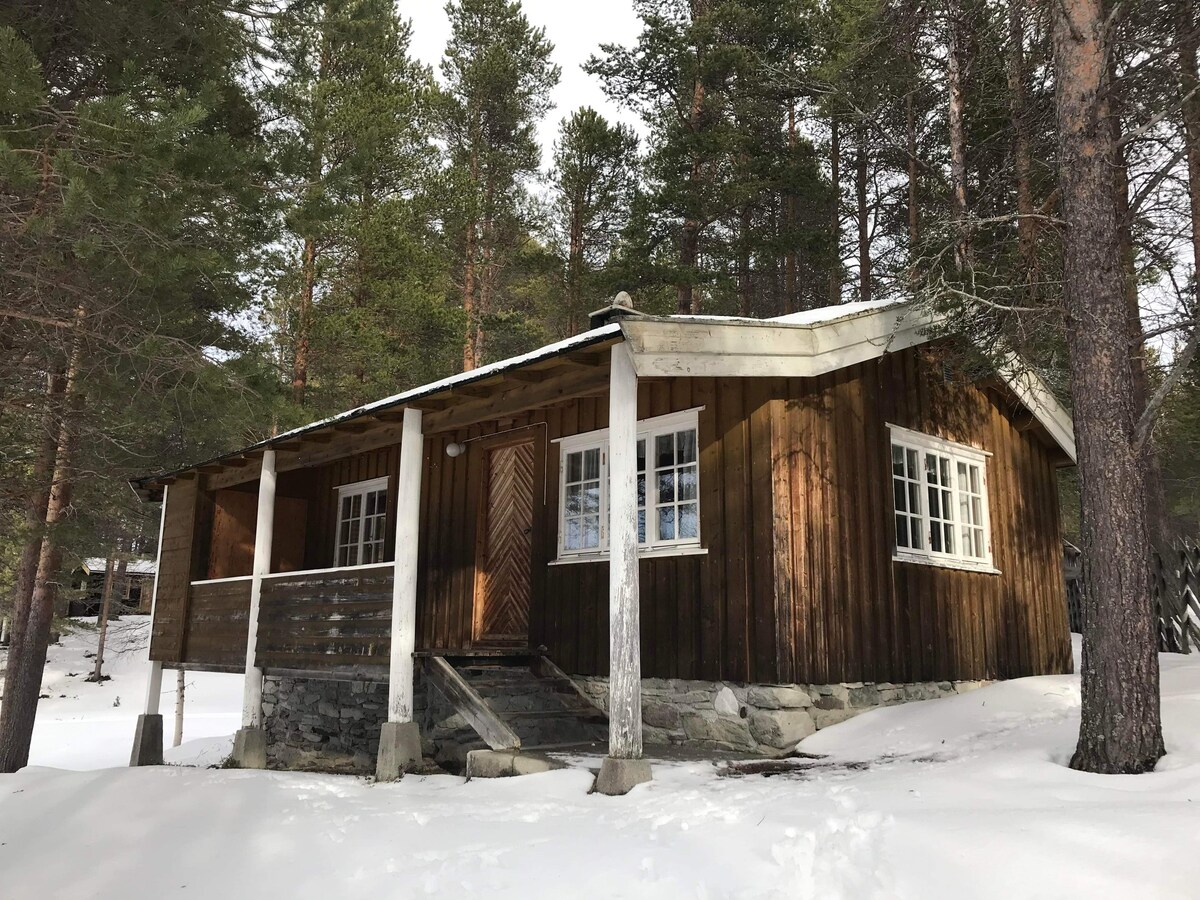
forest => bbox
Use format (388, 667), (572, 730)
(2, 0), (1199, 775)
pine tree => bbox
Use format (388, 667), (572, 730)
(550, 108), (640, 334)
(439, 0), (560, 369)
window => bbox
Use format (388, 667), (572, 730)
(335, 476), (389, 567)
(889, 425), (994, 572)
(557, 409), (702, 560)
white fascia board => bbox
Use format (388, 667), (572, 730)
(620, 304), (933, 380)
(996, 355), (1077, 463)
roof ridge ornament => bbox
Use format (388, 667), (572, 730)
(588, 291), (644, 328)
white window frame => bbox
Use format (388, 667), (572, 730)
(333, 475), (390, 569)
(887, 424), (998, 574)
(553, 408), (704, 563)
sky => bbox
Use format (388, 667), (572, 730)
(401, 0), (646, 161)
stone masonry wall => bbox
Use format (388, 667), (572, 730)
(261, 672), (988, 771)
(575, 677), (988, 755)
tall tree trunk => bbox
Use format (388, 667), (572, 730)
(784, 101), (799, 313)
(1008, 0), (1038, 300)
(738, 201), (753, 316)
(567, 203), (585, 335)
(292, 235), (315, 404)
(1181, 5), (1200, 279)
(88, 556), (116, 683)
(677, 0), (710, 315)
(948, 0), (972, 272)
(1052, 0), (1165, 774)
(462, 142), (481, 372)
(6, 372), (64, 678)
(855, 120), (871, 303)
(0, 331), (83, 772)
(830, 116), (841, 305)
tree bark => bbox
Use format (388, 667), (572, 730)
(462, 142), (481, 371)
(88, 556), (116, 682)
(784, 101), (798, 314)
(738, 202), (753, 316)
(679, 8), (708, 316)
(0, 332), (83, 773)
(948, 0), (972, 272)
(292, 235), (315, 404)
(174, 668), (186, 748)
(1052, 0), (1165, 774)
(1008, 0), (1038, 300)
(830, 116), (841, 305)
(855, 119), (871, 303)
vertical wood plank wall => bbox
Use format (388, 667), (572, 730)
(155, 344), (1071, 684)
(148, 476), (199, 663)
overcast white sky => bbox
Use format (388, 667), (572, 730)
(401, 0), (645, 161)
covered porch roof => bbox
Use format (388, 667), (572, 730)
(131, 298), (1075, 501)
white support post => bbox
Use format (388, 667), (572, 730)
(597, 340), (651, 794)
(389, 407), (424, 721)
(132, 484), (169, 766)
(231, 450), (275, 768)
(377, 407), (425, 780)
(242, 448), (276, 728)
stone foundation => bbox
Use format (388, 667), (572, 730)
(261, 673), (484, 774)
(575, 676), (987, 755)
(260, 672), (988, 772)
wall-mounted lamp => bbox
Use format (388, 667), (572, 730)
(445, 442), (466, 458)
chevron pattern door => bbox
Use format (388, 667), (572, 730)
(473, 439), (536, 645)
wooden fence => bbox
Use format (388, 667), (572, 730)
(1065, 539), (1200, 653)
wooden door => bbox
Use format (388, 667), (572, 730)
(473, 439), (536, 645)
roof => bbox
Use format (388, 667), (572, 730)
(133, 299), (1075, 496)
(81, 558), (156, 576)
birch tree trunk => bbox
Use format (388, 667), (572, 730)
(174, 669), (186, 748)
(1052, 0), (1166, 774)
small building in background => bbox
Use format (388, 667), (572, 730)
(69, 559), (157, 617)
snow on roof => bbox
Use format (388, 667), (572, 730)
(82, 558), (156, 575)
(770, 297), (907, 326)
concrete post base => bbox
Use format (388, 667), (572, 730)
(231, 726), (267, 769)
(595, 756), (652, 795)
(129, 714), (163, 767)
(375, 721), (422, 782)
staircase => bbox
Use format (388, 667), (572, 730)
(420, 653), (607, 766)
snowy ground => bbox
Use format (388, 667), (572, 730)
(1, 622), (1198, 899)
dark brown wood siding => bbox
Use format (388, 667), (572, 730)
(776, 347), (1072, 683)
(157, 344), (1070, 685)
(148, 476), (199, 663)
(182, 578), (251, 670)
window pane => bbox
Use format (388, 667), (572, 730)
(657, 471), (675, 504)
(896, 514), (909, 548)
(972, 497), (982, 525)
(941, 490), (953, 520)
(974, 530), (984, 558)
(348, 519), (360, 546)
(565, 484), (582, 515)
(894, 480), (907, 512)
(676, 429), (697, 464)
(679, 502), (698, 539)
(338, 546), (349, 567)
(892, 444), (905, 476)
(939, 456), (951, 485)
(908, 483), (921, 515)
(678, 465), (698, 501)
(943, 523), (955, 554)
(658, 506), (676, 540)
(341, 496), (352, 518)
(656, 434), (674, 468)
(350, 494), (362, 518)
(583, 483), (600, 514)
(363, 518), (374, 543)
(910, 517), (923, 550)
(637, 474), (646, 509)
(583, 448), (600, 480)
(637, 509), (646, 544)
(928, 486), (940, 519)
(636, 439), (646, 474)
(930, 523), (942, 552)
(906, 448), (918, 477)
(565, 518), (581, 550)
(346, 546), (358, 567)
(957, 461), (968, 489)
(583, 515), (600, 548)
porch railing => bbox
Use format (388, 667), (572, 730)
(254, 564), (394, 672)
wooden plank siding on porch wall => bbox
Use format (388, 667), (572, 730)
(151, 343), (1071, 686)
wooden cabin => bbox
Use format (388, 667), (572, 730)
(68, 558), (156, 617)
(130, 299), (1075, 782)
